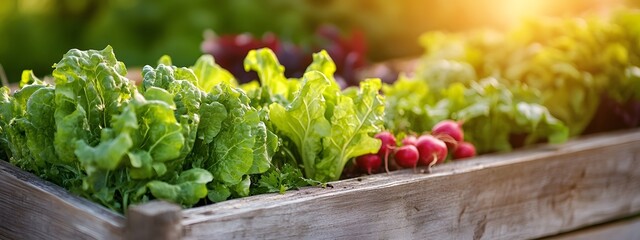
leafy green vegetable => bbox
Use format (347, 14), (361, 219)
(0, 46), (278, 212)
(142, 55), (278, 203)
(316, 79), (385, 181)
(1, 82), (57, 175)
(241, 48), (303, 110)
(254, 48), (384, 182)
(207, 85), (257, 184)
(244, 49), (292, 99)
(141, 62), (205, 164)
(383, 76), (569, 153)
(253, 164), (319, 195)
(268, 72), (331, 179)
(71, 83), (188, 210)
(441, 79), (568, 152)
(416, 11), (640, 135)
(147, 168), (213, 206)
(382, 74), (438, 133)
(191, 55), (238, 91)
(249, 122), (278, 174)
(191, 83), (271, 201)
(206, 183), (231, 203)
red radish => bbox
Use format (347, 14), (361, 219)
(415, 135), (448, 166)
(375, 131), (397, 157)
(355, 154), (382, 174)
(394, 145), (419, 168)
(401, 135), (418, 146)
(453, 141), (476, 160)
(432, 120), (464, 149)
(375, 132), (397, 174)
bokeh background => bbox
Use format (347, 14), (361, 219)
(0, 0), (637, 82)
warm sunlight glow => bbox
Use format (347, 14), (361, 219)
(500, 0), (544, 23)
(486, 0), (628, 28)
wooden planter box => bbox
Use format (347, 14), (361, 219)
(1, 129), (640, 239)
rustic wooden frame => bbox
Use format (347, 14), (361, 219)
(0, 159), (124, 239)
(1, 129), (639, 239)
(548, 216), (640, 239)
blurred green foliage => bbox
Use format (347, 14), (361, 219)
(0, 0), (637, 83)
(0, 0), (312, 82)
(414, 10), (640, 136)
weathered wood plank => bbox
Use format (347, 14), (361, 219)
(0, 160), (124, 240)
(125, 201), (182, 240)
(182, 129), (640, 240)
(545, 215), (640, 240)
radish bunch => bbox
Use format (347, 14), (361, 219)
(431, 120), (476, 161)
(354, 132), (396, 174)
(355, 120), (477, 175)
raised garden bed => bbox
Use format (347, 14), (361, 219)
(1, 129), (639, 239)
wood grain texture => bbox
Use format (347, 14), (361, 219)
(545, 216), (640, 240)
(125, 201), (182, 240)
(181, 129), (640, 240)
(0, 160), (124, 240)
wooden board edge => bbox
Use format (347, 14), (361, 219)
(179, 129), (640, 239)
(0, 160), (125, 239)
(183, 129), (640, 220)
(542, 214), (640, 240)
(125, 200), (182, 240)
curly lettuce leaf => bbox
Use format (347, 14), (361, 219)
(143, 62), (229, 168)
(248, 121), (278, 174)
(73, 92), (185, 204)
(144, 56), (276, 203)
(306, 50), (341, 120)
(244, 48), (289, 97)
(382, 75), (436, 133)
(136, 101), (184, 163)
(52, 46), (134, 162)
(243, 48), (300, 107)
(0, 47), (271, 212)
(3, 84), (58, 173)
(206, 83), (257, 185)
(142, 65), (204, 163)
(191, 54), (237, 91)
(269, 71), (331, 178)
(267, 66), (385, 182)
(316, 79), (385, 181)
(19, 70), (46, 88)
(441, 79), (569, 153)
